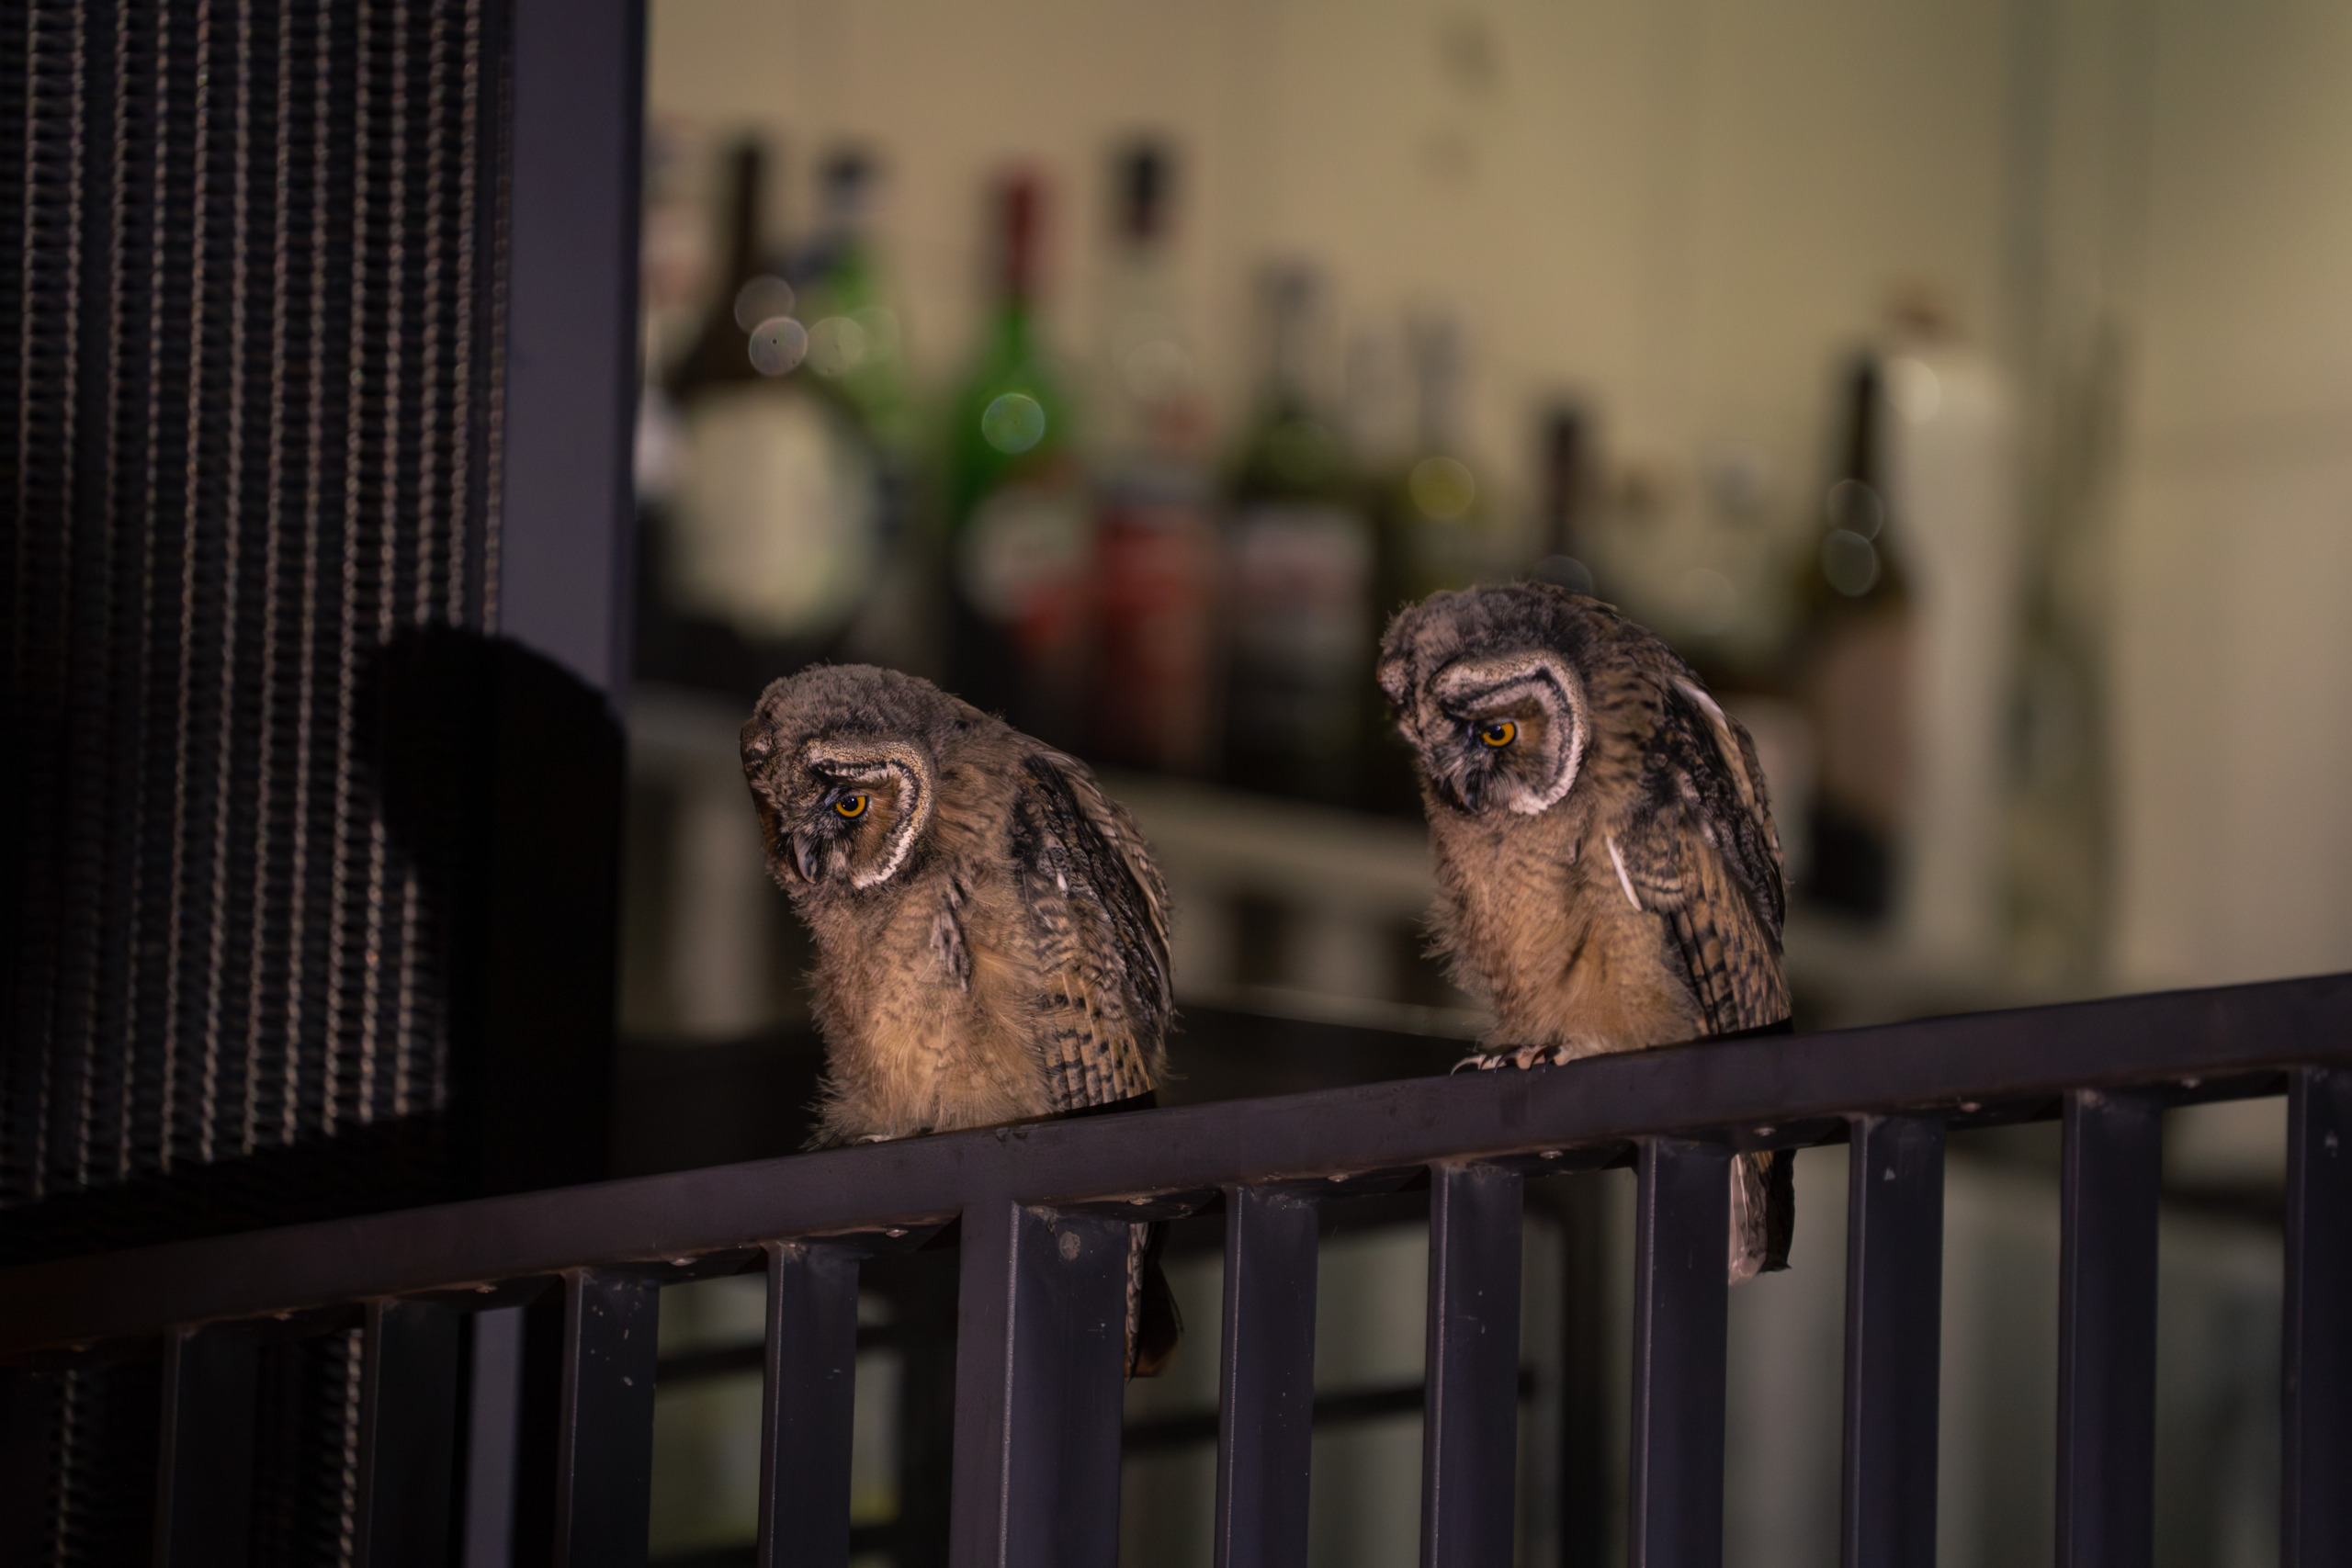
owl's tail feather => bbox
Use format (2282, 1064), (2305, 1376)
(1127, 1221), (1183, 1378)
(1727, 1149), (1796, 1284)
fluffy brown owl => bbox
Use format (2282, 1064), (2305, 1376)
(741, 664), (1180, 1370)
(1378, 584), (1794, 1280)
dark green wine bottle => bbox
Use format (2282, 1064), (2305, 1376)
(944, 174), (1087, 743)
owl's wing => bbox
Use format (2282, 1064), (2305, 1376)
(1612, 679), (1791, 1036)
(1010, 750), (1175, 1111)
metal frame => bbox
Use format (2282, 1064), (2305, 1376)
(2, 972), (2348, 1568)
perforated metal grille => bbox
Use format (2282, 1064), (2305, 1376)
(0, 0), (507, 1214)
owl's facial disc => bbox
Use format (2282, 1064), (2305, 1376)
(754, 738), (934, 893)
(1428, 653), (1587, 816)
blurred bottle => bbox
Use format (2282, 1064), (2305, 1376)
(1374, 313), (1492, 616)
(1791, 355), (1914, 921)
(1528, 403), (1600, 596)
(1085, 141), (1218, 774)
(1875, 313), (2020, 966)
(945, 173), (1088, 743)
(1364, 313), (1492, 809)
(651, 138), (887, 686)
(1221, 266), (1375, 805)
(786, 148), (938, 678)
(790, 150), (916, 454)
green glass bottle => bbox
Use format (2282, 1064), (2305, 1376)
(944, 173), (1088, 743)
(1221, 266), (1376, 805)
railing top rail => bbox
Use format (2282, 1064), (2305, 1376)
(3, 972), (2346, 1360)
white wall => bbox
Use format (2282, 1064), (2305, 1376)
(2109, 0), (2352, 987)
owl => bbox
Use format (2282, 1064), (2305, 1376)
(741, 663), (1180, 1370)
(1377, 584), (1794, 1280)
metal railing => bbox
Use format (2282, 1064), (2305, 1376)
(2, 973), (2347, 1567)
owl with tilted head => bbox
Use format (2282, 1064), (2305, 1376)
(741, 663), (1180, 1370)
(1378, 583), (1795, 1280)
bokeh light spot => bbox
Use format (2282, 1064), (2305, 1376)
(1821, 529), (1881, 596)
(747, 315), (808, 377)
(1408, 456), (1477, 521)
(1826, 478), (1884, 539)
(732, 276), (796, 332)
(808, 315), (871, 378)
(980, 392), (1047, 454)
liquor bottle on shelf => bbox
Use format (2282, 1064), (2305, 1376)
(646, 137), (889, 695)
(786, 147), (937, 678)
(1374, 312), (1493, 617)
(1363, 311), (1496, 811)
(790, 149), (916, 455)
(1084, 140), (1218, 775)
(944, 172), (1089, 745)
(1790, 355), (1913, 921)
(1529, 403), (1599, 596)
(1221, 265), (1376, 806)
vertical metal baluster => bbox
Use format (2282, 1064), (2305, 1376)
(1548, 1175), (1613, 1568)
(2284, 1066), (2351, 1567)
(552, 1269), (661, 1568)
(2056, 1089), (2161, 1568)
(154, 1324), (259, 1567)
(1839, 1116), (1945, 1568)
(756, 1242), (862, 1568)
(948, 1199), (1131, 1568)
(1630, 1139), (1730, 1568)
(461, 1305), (527, 1568)
(357, 1298), (464, 1567)
(0, 1366), (62, 1559)
(1215, 1186), (1321, 1568)
(1422, 1162), (1524, 1568)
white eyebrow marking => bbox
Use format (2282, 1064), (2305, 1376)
(1606, 835), (1642, 910)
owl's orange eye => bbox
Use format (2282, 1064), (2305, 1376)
(1477, 720), (1517, 748)
(834, 794), (868, 819)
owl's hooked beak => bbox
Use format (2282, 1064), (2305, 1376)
(788, 828), (822, 885)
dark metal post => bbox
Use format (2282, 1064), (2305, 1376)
(1422, 1163), (1524, 1568)
(553, 1270), (662, 1568)
(1215, 1186), (1321, 1568)
(2284, 1066), (2351, 1567)
(1543, 1175), (1613, 1568)
(154, 1325), (258, 1568)
(1630, 1139), (1730, 1568)
(500, 0), (645, 699)
(1840, 1116), (1945, 1568)
(948, 1200), (1131, 1568)
(2056, 1089), (2161, 1568)
(0, 1367), (61, 1560)
(463, 1305), (528, 1568)
(357, 1299), (465, 1567)
(756, 1242), (863, 1568)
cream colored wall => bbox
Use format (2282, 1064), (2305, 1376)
(2109, 0), (2352, 987)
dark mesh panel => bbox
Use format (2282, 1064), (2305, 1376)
(248, 1330), (366, 1568)
(51, 1361), (163, 1568)
(0, 0), (506, 1213)
(1, 4), (509, 1556)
